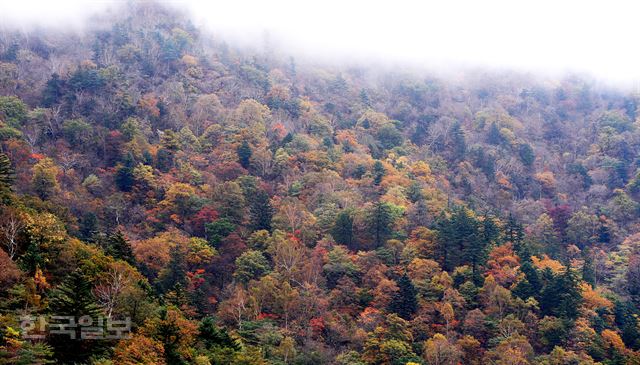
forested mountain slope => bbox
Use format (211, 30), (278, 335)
(1, 2), (640, 364)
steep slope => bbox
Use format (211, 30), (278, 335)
(0, 2), (639, 364)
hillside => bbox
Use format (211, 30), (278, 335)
(1, 2), (640, 364)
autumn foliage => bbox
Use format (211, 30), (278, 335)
(0, 2), (640, 364)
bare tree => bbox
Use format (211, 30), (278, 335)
(93, 264), (130, 319)
(271, 232), (305, 284)
(252, 146), (273, 178)
(0, 208), (24, 259)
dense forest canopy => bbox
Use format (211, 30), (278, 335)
(1, 2), (640, 364)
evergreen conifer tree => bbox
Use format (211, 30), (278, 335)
(105, 231), (135, 265)
(237, 140), (252, 169)
(331, 210), (354, 249)
(48, 269), (103, 363)
(389, 274), (418, 319)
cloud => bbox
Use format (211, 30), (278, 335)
(1, 0), (640, 84)
(0, 0), (113, 30)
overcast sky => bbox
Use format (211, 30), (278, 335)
(1, 0), (639, 84)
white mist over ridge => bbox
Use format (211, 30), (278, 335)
(1, 0), (640, 86)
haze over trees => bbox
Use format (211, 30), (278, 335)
(1, 2), (640, 364)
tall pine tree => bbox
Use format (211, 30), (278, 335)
(115, 153), (135, 192)
(366, 201), (394, 249)
(248, 190), (273, 231)
(372, 160), (385, 186)
(48, 269), (103, 363)
(450, 121), (466, 161)
(540, 268), (582, 320)
(513, 255), (542, 300)
(0, 153), (14, 202)
(237, 140), (252, 169)
(104, 230), (135, 265)
(436, 206), (485, 273)
(331, 210), (354, 249)
(389, 274), (418, 319)
(505, 213), (524, 253)
(159, 244), (188, 294)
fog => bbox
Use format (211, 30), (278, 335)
(2, 0), (639, 85)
